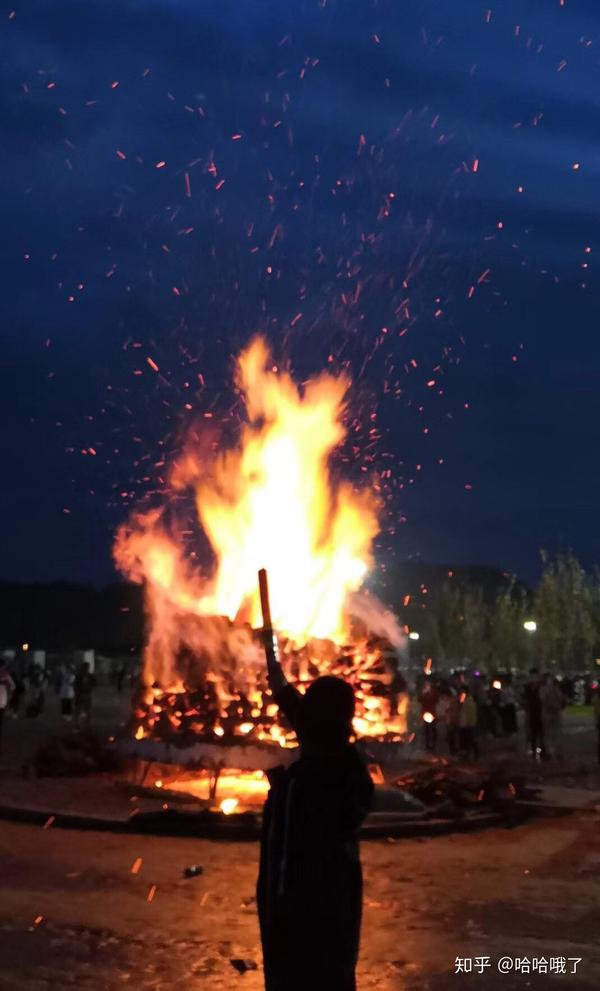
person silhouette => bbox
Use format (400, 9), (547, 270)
(257, 632), (374, 991)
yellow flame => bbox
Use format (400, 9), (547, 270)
(115, 337), (379, 687)
(175, 337), (378, 640)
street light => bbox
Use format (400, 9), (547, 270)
(408, 631), (420, 641)
(523, 620), (537, 633)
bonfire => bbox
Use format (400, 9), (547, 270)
(114, 338), (408, 811)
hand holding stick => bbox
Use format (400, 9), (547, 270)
(258, 568), (286, 694)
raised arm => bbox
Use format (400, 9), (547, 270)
(258, 568), (302, 733)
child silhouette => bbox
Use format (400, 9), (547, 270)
(257, 590), (373, 991)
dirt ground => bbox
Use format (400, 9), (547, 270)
(0, 812), (599, 991)
(1, 688), (599, 989)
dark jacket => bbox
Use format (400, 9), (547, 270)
(257, 684), (373, 991)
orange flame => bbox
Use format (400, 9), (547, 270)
(115, 337), (380, 689)
(173, 337), (379, 640)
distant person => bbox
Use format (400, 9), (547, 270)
(419, 680), (439, 752)
(573, 676), (586, 706)
(54, 663), (66, 696)
(74, 663), (96, 727)
(59, 664), (76, 721)
(0, 663), (16, 754)
(435, 688), (452, 753)
(561, 676), (574, 705)
(474, 675), (495, 736)
(258, 625), (373, 991)
(523, 668), (545, 759)
(593, 687), (600, 765)
(25, 665), (45, 718)
(8, 674), (24, 718)
(116, 663), (126, 694)
(388, 668), (409, 734)
(500, 683), (518, 736)
(445, 690), (461, 756)
(540, 674), (565, 759)
(458, 688), (479, 760)
(487, 681), (503, 737)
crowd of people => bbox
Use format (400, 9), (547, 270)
(0, 659), (97, 751)
(416, 667), (600, 763)
(417, 673), (514, 759)
(1, 652), (600, 766)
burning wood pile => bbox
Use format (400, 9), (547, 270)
(115, 338), (409, 809)
(130, 626), (409, 750)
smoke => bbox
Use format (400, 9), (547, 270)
(347, 589), (407, 654)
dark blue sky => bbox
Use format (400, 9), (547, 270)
(2, 0), (599, 585)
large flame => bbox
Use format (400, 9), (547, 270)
(177, 337), (379, 639)
(115, 337), (381, 689)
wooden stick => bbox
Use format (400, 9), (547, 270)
(258, 568), (272, 630)
(258, 569), (282, 685)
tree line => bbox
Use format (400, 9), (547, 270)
(398, 553), (600, 674)
(0, 581), (143, 654)
(2, 554), (599, 672)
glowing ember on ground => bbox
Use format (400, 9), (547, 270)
(161, 770), (269, 807)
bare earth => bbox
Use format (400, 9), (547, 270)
(1, 690), (599, 989)
(0, 811), (599, 991)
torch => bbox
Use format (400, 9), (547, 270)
(258, 568), (283, 689)
(258, 567), (273, 632)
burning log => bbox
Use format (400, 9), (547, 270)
(113, 342), (416, 810)
(117, 339), (407, 749)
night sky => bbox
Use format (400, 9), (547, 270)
(2, 0), (600, 587)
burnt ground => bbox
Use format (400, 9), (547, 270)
(0, 813), (599, 991)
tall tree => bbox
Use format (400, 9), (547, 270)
(488, 579), (529, 672)
(534, 552), (595, 670)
